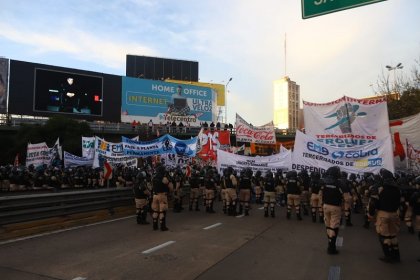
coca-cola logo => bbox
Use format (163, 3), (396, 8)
(236, 125), (274, 141)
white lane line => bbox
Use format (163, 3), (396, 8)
(336, 236), (343, 247)
(0, 216), (134, 246)
(258, 207), (265, 210)
(142, 241), (176, 254)
(236, 214), (245, 218)
(203, 222), (222, 230)
(72, 277), (87, 280)
(328, 266), (341, 280)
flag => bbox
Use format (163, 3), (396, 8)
(13, 153), (19, 167)
(236, 144), (245, 153)
(104, 161), (113, 180)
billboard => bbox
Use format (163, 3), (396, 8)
(0, 58), (9, 114)
(8, 60), (121, 122)
(121, 77), (216, 126)
(166, 79), (226, 106)
(34, 68), (103, 116)
(126, 55), (199, 82)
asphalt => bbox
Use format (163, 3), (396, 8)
(0, 201), (418, 280)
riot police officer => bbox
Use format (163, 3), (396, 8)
(408, 176), (420, 261)
(189, 168), (201, 211)
(310, 171), (323, 223)
(368, 168), (401, 263)
(225, 167), (238, 216)
(151, 165), (172, 231)
(285, 170), (302, 220)
(263, 170), (276, 218)
(204, 169), (217, 213)
(321, 166), (344, 255)
(238, 168), (253, 216)
(133, 170), (150, 225)
(253, 171), (263, 204)
(339, 171), (354, 226)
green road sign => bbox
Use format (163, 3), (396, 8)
(302, 0), (387, 19)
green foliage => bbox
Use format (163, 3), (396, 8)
(387, 87), (420, 120)
(0, 116), (93, 165)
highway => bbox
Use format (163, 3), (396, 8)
(0, 202), (418, 280)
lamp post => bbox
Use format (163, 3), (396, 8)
(385, 63), (403, 94)
(225, 77), (232, 124)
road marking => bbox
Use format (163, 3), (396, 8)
(328, 266), (341, 280)
(203, 222), (222, 230)
(236, 214), (245, 218)
(72, 277), (87, 280)
(258, 207), (265, 210)
(336, 236), (343, 247)
(142, 241), (176, 254)
(0, 216), (134, 246)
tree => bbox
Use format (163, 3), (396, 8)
(373, 57), (420, 119)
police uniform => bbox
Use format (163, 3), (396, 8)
(238, 168), (253, 216)
(339, 171), (354, 226)
(369, 169), (401, 263)
(321, 166), (344, 255)
(151, 166), (172, 231)
(299, 170), (311, 216)
(204, 171), (217, 213)
(310, 172), (323, 223)
(407, 176), (420, 261)
(285, 170), (302, 220)
(133, 171), (150, 225)
(263, 171), (276, 218)
(253, 171), (263, 204)
(225, 167), (238, 216)
(189, 170), (201, 211)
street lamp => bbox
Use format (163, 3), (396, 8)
(385, 63), (403, 93)
(225, 77), (233, 124)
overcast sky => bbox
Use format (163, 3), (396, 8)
(1, 0), (419, 124)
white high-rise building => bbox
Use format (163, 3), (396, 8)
(273, 76), (300, 131)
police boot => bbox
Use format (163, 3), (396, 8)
(136, 211), (142, 224)
(297, 212), (302, 221)
(391, 245), (401, 263)
(303, 205), (309, 216)
(152, 218), (159, 231)
(239, 205), (243, 215)
(311, 211), (317, 223)
(209, 201), (216, 213)
(346, 214), (353, 227)
(245, 206), (249, 216)
(264, 208), (269, 218)
(173, 201), (181, 213)
(179, 198), (184, 210)
(189, 201), (193, 211)
(363, 215), (370, 229)
(141, 209), (150, 225)
(327, 236), (339, 255)
(270, 207), (275, 218)
(408, 226), (414, 234)
(195, 201), (200, 211)
(223, 204), (227, 214)
(379, 244), (393, 263)
(160, 214), (169, 231)
(286, 210), (291, 220)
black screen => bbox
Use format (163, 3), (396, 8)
(34, 69), (103, 116)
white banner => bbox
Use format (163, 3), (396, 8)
(64, 151), (94, 168)
(303, 96), (390, 147)
(292, 130), (394, 175)
(82, 136), (95, 159)
(26, 142), (50, 168)
(93, 137), (137, 168)
(235, 114), (276, 144)
(389, 112), (420, 171)
(216, 148), (291, 175)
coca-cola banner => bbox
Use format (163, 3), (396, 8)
(235, 114), (276, 144)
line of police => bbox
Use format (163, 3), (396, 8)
(132, 164), (420, 262)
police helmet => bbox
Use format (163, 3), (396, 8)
(380, 168), (394, 180)
(286, 170), (298, 179)
(340, 171), (348, 179)
(255, 170), (262, 177)
(325, 166), (341, 179)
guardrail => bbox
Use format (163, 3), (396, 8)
(0, 188), (134, 226)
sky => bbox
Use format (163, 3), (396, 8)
(1, 0), (419, 125)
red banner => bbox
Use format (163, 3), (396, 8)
(197, 129), (231, 162)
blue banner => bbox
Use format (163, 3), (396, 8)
(122, 134), (198, 158)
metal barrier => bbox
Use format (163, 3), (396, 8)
(0, 188), (134, 226)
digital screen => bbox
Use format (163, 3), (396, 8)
(34, 68), (103, 116)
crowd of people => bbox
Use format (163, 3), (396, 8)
(1, 162), (419, 262)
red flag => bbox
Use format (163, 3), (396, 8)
(104, 161), (113, 180)
(185, 165), (191, 178)
(14, 153), (19, 167)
